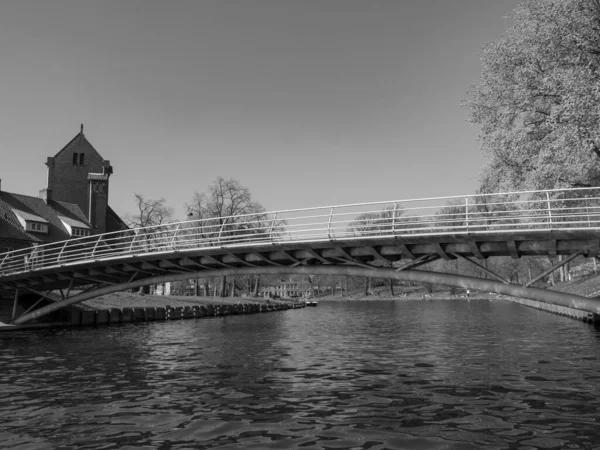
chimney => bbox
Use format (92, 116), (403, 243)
(39, 188), (52, 203)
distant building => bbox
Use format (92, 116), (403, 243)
(0, 125), (127, 253)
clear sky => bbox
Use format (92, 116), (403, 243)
(0, 0), (521, 220)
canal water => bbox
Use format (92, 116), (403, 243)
(1, 299), (600, 449)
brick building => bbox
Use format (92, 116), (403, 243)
(0, 126), (127, 254)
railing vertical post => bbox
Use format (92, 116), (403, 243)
(392, 203), (397, 233)
(585, 198), (591, 227)
(269, 212), (278, 242)
(57, 241), (69, 263)
(465, 197), (469, 231)
(92, 234), (103, 257)
(30, 246), (38, 269)
(546, 192), (553, 226)
(129, 231), (140, 253)
(0, 251), (9, 271)
(218, 219), (226, 244)
(170, 223), (182, 249)
(328, 207), (335, 239)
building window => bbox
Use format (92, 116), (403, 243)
(27, 222), (48, 234)
(72, 228), (90, 237)
(72, 153), (85, 165)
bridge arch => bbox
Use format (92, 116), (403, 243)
(12, 265), (600, 325)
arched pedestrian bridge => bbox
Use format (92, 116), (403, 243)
(2, 187), (600, 324)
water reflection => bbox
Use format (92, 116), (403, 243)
(1, 300), (600, 449)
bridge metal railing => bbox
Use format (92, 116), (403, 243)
(1, 187), (600, 276)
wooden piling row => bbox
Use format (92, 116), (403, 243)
(68, 301), (305, 327)
(510, 298), (600, 324)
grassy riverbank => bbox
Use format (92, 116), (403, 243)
(79, 286), (497, 309)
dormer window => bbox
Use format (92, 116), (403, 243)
(27, 222), (49, 234)
(58, 216), (92, 238)
(12, 210), (49, 234)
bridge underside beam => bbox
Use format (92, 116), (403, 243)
(452, 253), (511, 284)
(395, 253), (439, 271)
(2, 234), (599, 293)
(11, 265), (600, 325)
(524, 250), (584, 288)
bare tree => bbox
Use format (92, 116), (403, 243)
(125, 194), (174, 228)
(186, 177), (275, 296)
(122, 194), (174, 294)
(122, 193), (178, 270)
(185, 177), (276, 242)
(187, 177), (264, 219)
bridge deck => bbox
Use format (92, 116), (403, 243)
(1, 230), (598, 296)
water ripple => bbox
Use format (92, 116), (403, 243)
(1, 300), (600, 449)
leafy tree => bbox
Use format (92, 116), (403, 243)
(465, 0), (600, 191)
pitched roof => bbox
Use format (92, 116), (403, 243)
(0, 192), (70, 243)
(12, 209), (49, 224)
(106, 205), (129, 233)
(0, 199), (40, 243)
(52, 130), (103, 160)
(0, 191), (91, 244)
(58, 215), (91, 229)
(51, 200), (91, 225)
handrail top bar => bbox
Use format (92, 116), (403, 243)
(256, 186), (600, 215)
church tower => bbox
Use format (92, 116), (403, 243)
(44, 125), (114, 234)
